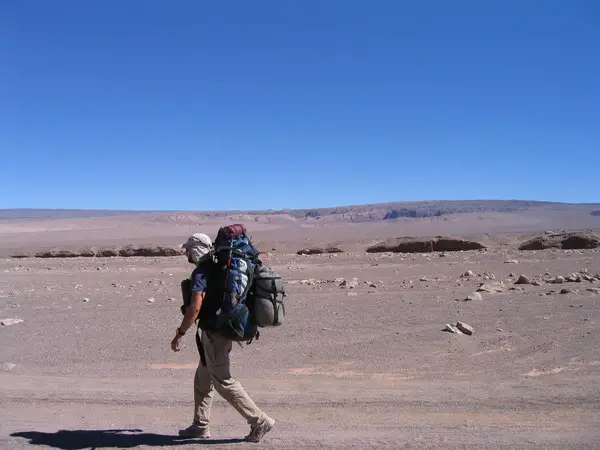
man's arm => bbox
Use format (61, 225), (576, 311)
(180, 291), (204, 331)
(171, 291), (204, 352)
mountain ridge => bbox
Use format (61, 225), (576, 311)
(1, 200), (600, 222)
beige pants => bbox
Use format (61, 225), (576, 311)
(193, 329), (265, 429)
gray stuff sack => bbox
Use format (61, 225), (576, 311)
(249, 265), (286, 327)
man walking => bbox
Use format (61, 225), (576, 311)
(171, 232), (275, 443)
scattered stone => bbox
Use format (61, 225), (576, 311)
(532, 281), (542, 286)
(509, 272), (516, 278)
(346, 292), (357, 297)
(168, 297), (176, 302)
(1, 318), (24, 326)
(148, 298), (155, 303)
(560, 288), (572, 294)
(551, 276), (565, 284)
(496, 328), (504, 332)
(456, 321), (473, 335)
(505, 259), (519, 264)
(462, 270), (475, 277)
(463, 292), (483, 301)
(587, 288), (600, 294)
(340, 279), (358, 289)
(443, 324), (463, 334)
(420, 277), (429, 282)
(83, 297), (90, 302)
(477, 282), (505, 293)
(515, 275), (532, 285)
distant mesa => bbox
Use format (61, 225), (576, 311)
(2, 200), (600, 224)
(519, 232), (600, 250)
(383, 209), (444, 219)
(297, 246), (344, 255)
(366, 237), (485, 253)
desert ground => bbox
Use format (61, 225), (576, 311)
(1, 201), (600, 449)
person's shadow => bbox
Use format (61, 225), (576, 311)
(10, 429), (245, 449)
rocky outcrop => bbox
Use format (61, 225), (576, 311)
(17, 245), (183, 258)
(434, 238), (485, 252)
(591, 210), (600, 216)
(118, 246), (183, 257)
(297, 246), (344, 255)
(519, 232), (600, 250)
(366, 237), (485, 253)
(34, 248), (95, 258)
(96, 248), (120, 257)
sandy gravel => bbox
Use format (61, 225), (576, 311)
(2, 243), (600, 448)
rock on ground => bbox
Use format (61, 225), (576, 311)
(456, 321), (474, 335)
(515, 275), (532, 285)
(463, 292), (483, 301)
(339, 278), (359, 289)
(297, 247), (344, 255)
(1, 318), (24, 326)
(477, 282), (505, 293)
(443, 324), (463, 334)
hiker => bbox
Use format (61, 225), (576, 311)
(170, 232), (275, 443)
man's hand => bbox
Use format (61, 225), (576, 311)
(171, 333), (183, 352)
(170, 291), (204, 353)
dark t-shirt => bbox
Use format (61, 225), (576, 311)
(190, 260), (224, 330)
(191, 260), (212, 293)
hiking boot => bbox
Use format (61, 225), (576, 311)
(245, 416), (275, 443)
(178, 424), (211, 439)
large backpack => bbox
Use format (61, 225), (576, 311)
(212, 224), (261, 341)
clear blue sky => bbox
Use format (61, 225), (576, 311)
(2, 1), (599, 210)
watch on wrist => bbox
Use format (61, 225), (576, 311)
(176, 327), (186, 336)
